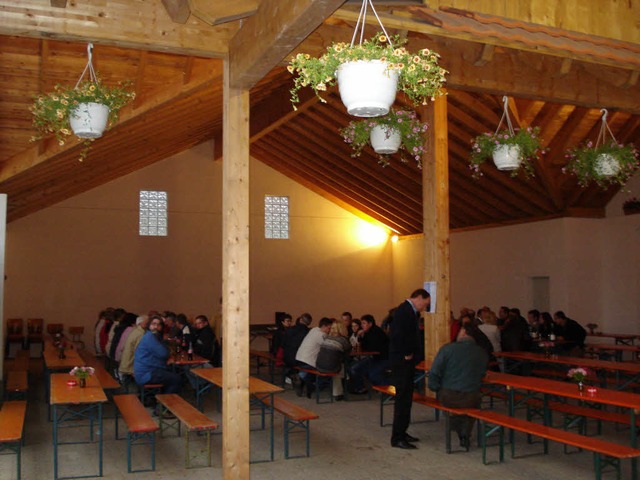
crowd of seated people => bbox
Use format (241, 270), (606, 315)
(272, 310), (395, 400)
(448, 305), (588, 371)
(91, 302), (586, 413)
(92, 307), (222, 415)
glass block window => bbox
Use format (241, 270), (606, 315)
(265, 195), (289, 239)
(139, 190), (168, 236)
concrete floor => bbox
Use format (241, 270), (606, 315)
(0, 362), (630, 480)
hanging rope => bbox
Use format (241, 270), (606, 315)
(350, 0), (394, 49)
(595, 108), (619, 148)
(494, 95), (516, 137)
(74, 43), (99, 89)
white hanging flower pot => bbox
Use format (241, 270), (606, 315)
(594, 153), (621, 177)
(69, 102), (110, 139)
(336, 60), (399, 117)
(370, 125), (401, 154)
(492, 144), (522, 171)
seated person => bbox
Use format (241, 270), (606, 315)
(349, 319), (362, 348)
(428, 324), (489, 449)
(316, 334), (351, 401)
(295, 317), (333, 397)
(553, 311), (587, 355)
(282, 314), (311, 381)
(134, 315), (182, 414)
(118, 315), (149, 391)
(186, 314), (217, 389)
(348, 314), (390, 393)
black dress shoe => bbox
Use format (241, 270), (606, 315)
(404, 434), (420, 443)
(333, 395), (344, 401)
(459, 435), (470, 450)
(391, 440), (417, 450)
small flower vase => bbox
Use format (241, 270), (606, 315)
(578, 381), (584, 392)
(79, 377), (86, 388)
(58, 348), (66, 359)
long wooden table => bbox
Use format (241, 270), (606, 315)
(193, 368), (283, 462)
(586, 343), (640, 362)
(587, 332), (639, 346)
(485, 370), (640, 479)
(50, 373), (108, 480)
(494, 350), (640, 389)
(44, 344), (85, 418)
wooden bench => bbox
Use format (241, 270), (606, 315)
(295, 367), (338, 404)
(13, 349), (30, 372)
(5, 371), (28, 400)
(0, 400), (27, 480)
(113, 394), (159, 473)
(155, 393), (218, 468)
(250, 349), (277, 381)
(466, 408), (640, 480)
(261, 396), (319, 459)
(372, 384), (442, 426)
(373, 384), (489, 453)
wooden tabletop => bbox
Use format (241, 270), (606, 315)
(50, 373), (107, 405)
(194, 368), (284, 395)
(485, 371), (640, 410)
(587, 332), (639, 340)
(586, 343), (640, 352)
(167, 352), (210, 366)
(77, 350), (121, 389)
(43, 346), (83, 370)
(494, 351), (640, 374)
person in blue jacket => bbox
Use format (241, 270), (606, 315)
(134, 314), (182, 405)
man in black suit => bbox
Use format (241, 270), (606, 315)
(389, 288), (431, 449)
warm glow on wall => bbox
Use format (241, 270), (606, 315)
(355, 220), (389, 247)
(391, 235), (399, 243)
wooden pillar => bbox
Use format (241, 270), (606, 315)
(421, 95), (451, 364)
(222, 58), (250, 478)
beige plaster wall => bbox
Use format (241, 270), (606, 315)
(391, 181), (640, 334)
(4, 142), (395, 348)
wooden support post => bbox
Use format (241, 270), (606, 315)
(421, 95), (451, 364)
(222, 58), (250, 478)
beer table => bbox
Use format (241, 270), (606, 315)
(494, 351), (640, 390)
(193, 368), (283, 462)
(484, 371), (640, 479)
(44, 344), (85, 417)
(50, 373), (107, 479)
(586, 343), (640, 362)
(587, 332), (639, 346)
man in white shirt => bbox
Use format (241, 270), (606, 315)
(295, 317), (332, 397)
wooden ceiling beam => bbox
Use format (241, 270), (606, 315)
(161, 0), (191, 24)
(190, 0), (258, 26)
(0, 0), (234, 57)
(229, 0), (344, 89)
(333, 8), (640, 71)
